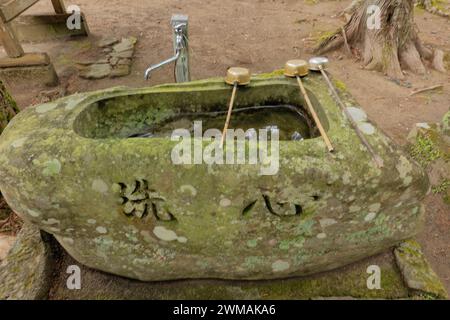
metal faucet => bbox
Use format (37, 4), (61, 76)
(144, 15), (190, 82)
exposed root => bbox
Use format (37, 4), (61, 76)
(400, 41), (426, 74)
(315, 0), (447, 79)
(338, 0), (364, 17)
(432, 49), (447, 72)
(418, 0), (450, 18)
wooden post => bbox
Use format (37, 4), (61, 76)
(51, 0), (66, 14)
(0, 19), (24, 58)
(0, 80), (19, 134)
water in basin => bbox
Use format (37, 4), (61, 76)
(128, 105), (315, 141)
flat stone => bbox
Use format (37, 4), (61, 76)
(110, 65), (130, 78)
(112, 37), (137, 53)
(48, 249), (411, 300)
(118, 58), (132, 66)
(109, 57), (119, 66)
(0, 224), (54, 300)
(98, 36), (119, 48)
(76, 58), (109, 66)
(79, 64), (112, 79)
(394, 240), (448, 299)
(110, 50), (134, 59)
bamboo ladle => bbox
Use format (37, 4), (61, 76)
(221, 67), (251, 147)
(309, 56), (384, 168)
(284, 59), (334, 152)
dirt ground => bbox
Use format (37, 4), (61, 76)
(0, 0), (449, 294)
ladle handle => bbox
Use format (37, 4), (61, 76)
(221, 82), (238, 147)
(296, 76), (334, 153)
(318, 67), (384, 168)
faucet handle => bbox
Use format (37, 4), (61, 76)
(173, 23), (186, 33)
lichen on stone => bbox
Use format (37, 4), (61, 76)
(394, 240), (448, 299)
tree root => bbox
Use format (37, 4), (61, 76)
(418, 0), (450, 18)
(315, 0), (447, 79)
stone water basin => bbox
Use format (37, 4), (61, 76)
(0, 72), (428, 281)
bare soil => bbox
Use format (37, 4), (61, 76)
(1, 0), (449, 294)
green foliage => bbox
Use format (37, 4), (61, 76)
(0, 80), (19, 134)
(315, 30), (337, 46)
(432, 179), (449, 194)
(409, 134), (442, 167)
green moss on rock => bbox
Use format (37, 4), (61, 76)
(394, 240), (448, 299)
(0, 72), (429, 281)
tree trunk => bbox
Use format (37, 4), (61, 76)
(0, 79), (19, 134)
(316, 0), (446, 79)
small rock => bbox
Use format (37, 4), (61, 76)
(109, 57), (119, 66)
(98, 36), (119, 48)
(76, 57), (109, 65)
(96, 58), (109, 64)
(102, 48), (112, 53)
(110, 65), (130, 78)
(112, 37), (137, 53)
(75, 59), (97, 66)
(110, 50), (134, 59)
(79, 63), (112, 79)
(394, 240), (448, 299)
(118, 58), (132, 66)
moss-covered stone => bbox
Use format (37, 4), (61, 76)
(50, 248), (409, 300)
(0, 80), (20, 135)
(408, 111), (450, 205)
(394, 240), (448, 299)
(0, 223), (54, 300)
(0, 72), (429, 281)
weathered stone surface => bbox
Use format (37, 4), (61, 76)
(109, 57), (119, 66)
(0, 223), (54, 300)
(112, 37), (137, 53)
(78, 36), (136, 79)
(0, 72), (429, 281)
(394, 240), (448, 299)
(118, 58), (132, 66)
(50, 249), (410, 300)
(110, 65), (130, 78)
(110, 50), (134, 59)
(79, 63), (111, 79)
(407, 111), (450, 205)
(98, 36), (119, 48)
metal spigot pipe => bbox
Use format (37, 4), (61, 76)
(144, 50), (180, 80)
